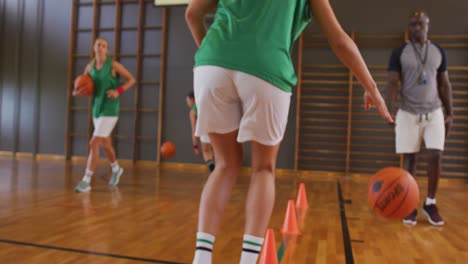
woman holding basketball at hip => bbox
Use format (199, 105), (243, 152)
(74, 37), (135, 193)
(186, 0), (393, 263)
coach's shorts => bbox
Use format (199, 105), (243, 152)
(395, 108), (445, 153)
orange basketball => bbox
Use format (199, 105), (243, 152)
(73, 74), (94, 96)
(160, 141), (176, 159)
(368, 167), (419, 219)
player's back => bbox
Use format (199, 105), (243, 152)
(195, 0), (311, 92)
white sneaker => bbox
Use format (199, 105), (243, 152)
(74, 181), (91, 193)
(109, 167), (123, 186)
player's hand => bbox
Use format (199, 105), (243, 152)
(107, 89), (120, 99)
(388, 113), (396, 126)
(72, 87), (85, 96)
(364, 90), (394, 124)
(445, 114), (453, 138)
(193, 145), (200, 156)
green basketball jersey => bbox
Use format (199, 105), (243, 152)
(191, 104), (198, 116)
(89, 58), (120, 117)
(194, 0), (311, 92)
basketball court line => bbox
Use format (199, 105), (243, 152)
(277, 235), (298, 263)
(337, 180), (354, 264)
(277, 241), (286, 262)
(0, 238), (186, 264)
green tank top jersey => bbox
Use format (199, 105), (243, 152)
(195, 0), (311, 92)
(191, 104), (198, 116)
(89, 58), (120, 118)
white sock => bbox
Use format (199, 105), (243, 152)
(426, 197), (436, 205)
(193, 232), (214, 264)
(83, 170), (94, 183)
(110, 161), (120, 173)
(240, 234), (264, 264)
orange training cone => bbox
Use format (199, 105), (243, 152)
(259, 229), (278, 264)
(296, 183), (309, 209)
(280, 200), (301, 235)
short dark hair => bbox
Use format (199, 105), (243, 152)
(410, 10), (429, 18)
(187, 91), (194, 99)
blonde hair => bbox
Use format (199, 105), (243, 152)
(88, 37), (110, 69)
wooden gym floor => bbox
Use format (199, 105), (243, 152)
(0, 156), (467, 263)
